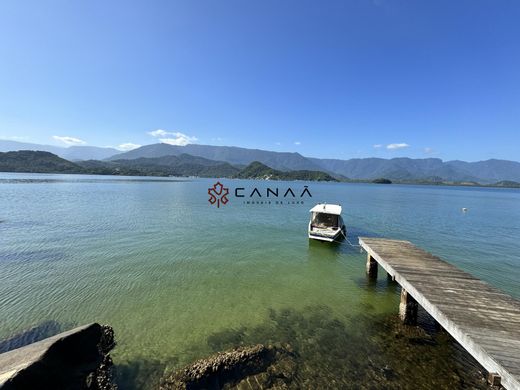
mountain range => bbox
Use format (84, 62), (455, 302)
(0, 151), (337, 182)
(108, 143), (322, 171)
(108, 143), (520, 184)
(0, 140), (119, 161)
(2, 139), (520, 184)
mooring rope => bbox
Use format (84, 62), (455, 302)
(339, 229), (363, 251)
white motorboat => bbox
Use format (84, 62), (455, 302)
(308, 203), (346, 242)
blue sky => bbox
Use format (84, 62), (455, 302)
(0, 0), (519, 161)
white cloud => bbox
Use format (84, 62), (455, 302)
(148, 129), (197, 146)
(275, 142), (281, 146)
(387, 143), (409, 150)
(294, 141), (301, 145)
(159, 135), (197, 146)
(118, 143), (141, 151)
(424, 147), (433, 154)
(373, 144), (383, 148)
(52, 135), (86, 145)
(148, 129), (169, 137)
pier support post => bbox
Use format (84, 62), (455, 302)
(487, 372), (501, 387)
(366, 254), (378, 279)
(399, 289), (418, 325)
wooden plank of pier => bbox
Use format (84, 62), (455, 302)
(359, 237), (520, 390)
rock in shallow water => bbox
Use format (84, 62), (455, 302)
(159, 344), (297, 390)
(0, 323), (117, 390)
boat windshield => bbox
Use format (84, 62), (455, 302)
(311, 212), (339, 228)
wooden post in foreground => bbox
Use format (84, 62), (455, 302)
(366, 253), (378, 278)
(399, 289), (418, 325)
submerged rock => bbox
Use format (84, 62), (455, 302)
(198, 306), (491, 389)
(0, 323), (117, 390)
(159, 344), (297, 390)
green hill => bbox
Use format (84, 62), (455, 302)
(236, 161), (338, 181)
(0, 151), (82, 173)
(0, 151), (168, 176)
(110, 154), (240, 177)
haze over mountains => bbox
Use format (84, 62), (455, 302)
(109, 143), (520, 183)
(0, 140), (119, 161)
(2, 139), (520, 184)
(109, 143), (322, 171)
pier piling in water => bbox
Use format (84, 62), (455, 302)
(488, 372), (502, 387)
(366, 253), (378, 278)
(359, 237), (520, 390)
(399, 289), (418, 325)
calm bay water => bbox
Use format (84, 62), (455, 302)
(1, 173), (519, 388)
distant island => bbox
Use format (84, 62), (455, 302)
(1, 149), (520, 188)
(494, 180), (520, 188)
(372, 178), (392, 184)
(236, 161), (337, 181)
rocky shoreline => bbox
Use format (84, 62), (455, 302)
(0, 308), (496, 390)
(0, 323), (116, 390)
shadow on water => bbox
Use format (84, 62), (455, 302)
(355, 272), (401, 295)
(0, 320), (64, 353)
(116, 358), (173, 390)
(307, 238), (345, 254)
(0, 249), (67, 264)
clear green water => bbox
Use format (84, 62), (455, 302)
(1, 173), (519, 388)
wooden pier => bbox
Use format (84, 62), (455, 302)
(359, 237), (520, 390)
